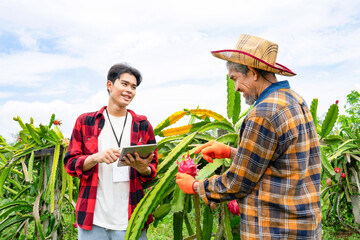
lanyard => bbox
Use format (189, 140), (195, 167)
(105, 109), (128, 148)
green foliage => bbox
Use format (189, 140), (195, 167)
(338, 90), (360, 130)
(316, 90), (360, 235)
(0, 115), (77, 239)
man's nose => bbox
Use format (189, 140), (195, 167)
(235, 80), (240, 92)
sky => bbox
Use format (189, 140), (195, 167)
(0, 0), (360, 142)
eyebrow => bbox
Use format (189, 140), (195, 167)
(120, 79), (137, 87)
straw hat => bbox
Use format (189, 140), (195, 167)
(211, 34), (296, 76)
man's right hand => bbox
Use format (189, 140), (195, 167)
(194, 140), (231, 163)
(83, 148), (121, 171)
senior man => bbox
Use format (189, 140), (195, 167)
(176, 34), (321, 239)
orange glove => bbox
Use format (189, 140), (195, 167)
(176, 173), (198, 194)
(194, 140), (231, 163)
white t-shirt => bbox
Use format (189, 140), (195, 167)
(93, 111), (132, 230)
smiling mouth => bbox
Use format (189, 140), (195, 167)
(122, 95), (132, 101)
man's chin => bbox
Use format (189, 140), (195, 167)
(245, 96), (256, 105)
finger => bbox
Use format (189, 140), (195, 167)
(201, 145), (216, 156)
(194, 140), (214, 154)
(176, 172), (186, 179)
(103, 156), (112, 164)
(110, 147), (121, 154)
(121, 155), (131, 165)
(126, 153), (135, 162)
(105, 149), (118, 161)
(133, 152), (141, 161)
(145, 153), (154, 163)
(202, 155), (213, 163)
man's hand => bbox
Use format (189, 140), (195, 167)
(194, 140), (231, 163)
(176, 173), (198, 194)
(83, 148), (121, 171)
(121, 152), (154, 176)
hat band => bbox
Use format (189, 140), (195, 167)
(211, 49), (295, 75)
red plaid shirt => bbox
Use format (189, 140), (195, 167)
(64, 106), (158, 230)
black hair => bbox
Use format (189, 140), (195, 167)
(107, 63), (142, 87)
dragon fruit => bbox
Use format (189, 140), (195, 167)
(177, 152), (198, 177)
(227, 200), (240, 216)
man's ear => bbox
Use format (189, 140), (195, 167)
(248, 67), (258, 81)
(107, 80), (113, 92)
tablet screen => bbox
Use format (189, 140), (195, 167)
(117, 144), (157, 167)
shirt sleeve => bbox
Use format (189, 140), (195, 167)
(139, 120), (158, 182)
(63, 116), (96, 179)
(196, 116), (278, 209)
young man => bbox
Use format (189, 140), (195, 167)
(64, 63), (158, 240)
(176, 34), (321, 239)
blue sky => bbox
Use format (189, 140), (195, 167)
(1, 0), (360, 141)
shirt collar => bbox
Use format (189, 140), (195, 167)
(254, 80), (290, 106)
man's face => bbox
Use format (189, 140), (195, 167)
(107, 73), (137, 107)
(228, 67), (257, 105)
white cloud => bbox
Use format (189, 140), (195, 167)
(0, 92), (15, 99)
(0, 0), (359, 141)
(0, 52), (83, 86)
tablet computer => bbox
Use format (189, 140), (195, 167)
(117, 144), (157, 167)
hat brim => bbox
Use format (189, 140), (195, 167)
(211, 50), (296, 76)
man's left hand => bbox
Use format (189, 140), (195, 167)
(121, 152), (154, 176)
(176, 173), (198, 194)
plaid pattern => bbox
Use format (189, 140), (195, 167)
(196, 83), (321, 239)
(64, 106), (158, 230)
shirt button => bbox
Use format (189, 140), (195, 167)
(98, 128), (101, 131)
(88, 138), (91, 140)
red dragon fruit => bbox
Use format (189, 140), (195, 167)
(177, 152), (198, 178)
(53, 119), (62, 125)
(227, 200), (240, 216)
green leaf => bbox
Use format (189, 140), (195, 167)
(320, 103), (339, 138)
(0, 165), (13, 196)
(50, 145), (60, 212)
(157, 132), (197, 174)
(173, 212), (184, 240)
(198, 122), (235, 134)
(196, 159), (224, 180)
(0, 200), (29, 212)
(202, 204), (213, 240)
(13, 186), (31, 201)
(323, 135), (343, 145)
(14, 116), (27, 131)
(33, 192), (45, 240)
(52, 125), (64, 139)
(235, 105), (252, 130)
(49, 114), (55, 128)
(158, 135), (184, 149)
(0, 216), (31, 233)
(28, 151), (35, 183)
(217, 133), (239, 146)
(310, 98), (318, 128)
(223, 202), (233, 240)
(25, 123), (43, 146)
(0, 204), (33, 220)
(227, 75), (235, 119)
(171, 185), (186, 213)
(125, 162), (178, 240)
(320, 147), (335, 176)
(232, 91), (241, 125)
(195, 133), (216, 142)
